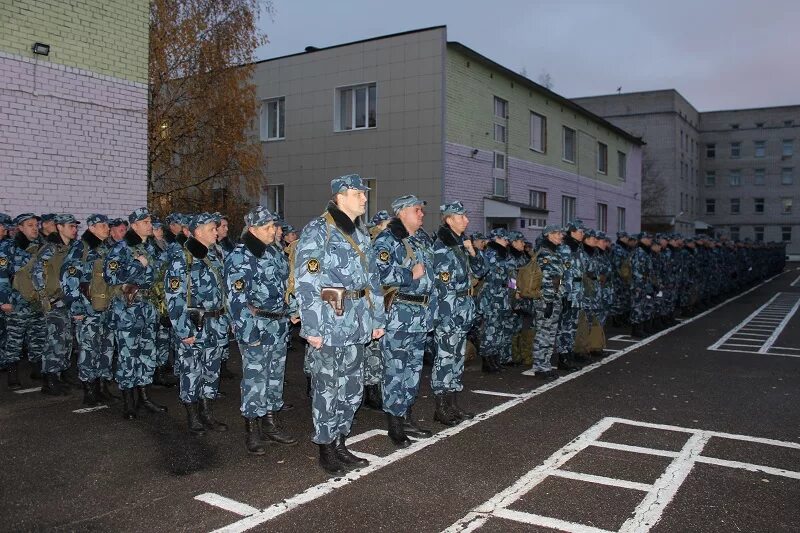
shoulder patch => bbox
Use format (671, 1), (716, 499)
(168, 277), (180, 291)
(542, 258), (549, 264)
(233, 279), (245, 292)
(439, 271), (451, 283)
(108, 260), (119, 272)
(0, 257), (7, 268)
(307, 259), (320, 274)
(378, 250), (391, 263)
(67, 265), (78, 276)
(565, 261), (572, 269)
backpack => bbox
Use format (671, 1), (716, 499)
(11, 255), (40, 306)
(619, 257), (632, 282)
(284, 240), (299, 304)
(516, 251), (543, 299)
(88, 256), (118, 311)
(43, 246), (69, 301)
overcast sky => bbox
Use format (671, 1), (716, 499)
(255, 0), (799, 112)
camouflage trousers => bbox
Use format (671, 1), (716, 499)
(175, 341), (222, 403)
(533, 298), (562, 372)
(480, 311), (514, 363)
(76, 311), (114, 382)
(363, 339), (383, 386)
(381, 330), (427, 417)
(239, 340), (287, 418)
(0, 312), (5, 364)
(555, 298), (580, 355)
(2, 303), (46, 368)
(155, 320), (171, 367)
(308, 344), (364, 445)
(112, 299), (158, 390)
(43, 305), (73, 374)
(611, 282), (631, 317)
(431, 327), (467, 394)
(629, 291), (654, 325)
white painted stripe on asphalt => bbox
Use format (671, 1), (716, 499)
(603, 348), (620, 353)
(790, 273), (800, 286)
(609, 335), (639, 342)
(72, 405), (109, 414)
(590, 440), (680, 458)
(730, 332), (770, 337)
(550, 469), (653, 492)
(719, 344), (760, 349)
(694, 457), (800, 480)
(492, 508), (614, 533)
(714, 348), (800, 358)
(345, 429), (386, 445)
(708, 293), (781, 351)
(759, 295), (800, 354)
(13, 387), (40, 395)
(471, 390), (523, 398)
(195, 493), (260, 517)
(771, 346), (800, 352)
(210, 271), (789, 533)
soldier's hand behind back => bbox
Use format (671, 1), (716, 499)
(136, 255), (149, 267)
(411, 262), (425, 280)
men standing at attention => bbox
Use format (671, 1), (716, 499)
(295, 175), (384, 475)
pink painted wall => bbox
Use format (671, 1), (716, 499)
(444, 142), (642, 240)
(0, 52), (148, 221)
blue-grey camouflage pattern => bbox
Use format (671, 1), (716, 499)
(532, 241), (565, 372)
(629, 243), (655, 325)
(31, 237), (73, 374)
(610, 241), (633, 318)
(477, 242), (515, 364)
(373, 219), (437, 416)
(555, 237), (587, 355)
(164, 239), (229, 403)
(308, 344), (364, 444)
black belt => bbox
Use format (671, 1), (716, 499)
(455, 289), (472, 298)
(187, 307), (224, 319)
(344, 289), (367, 299)
(573, 277), (582, 281)
(395, 293), (429, 305)
(247, 304), (287, 319)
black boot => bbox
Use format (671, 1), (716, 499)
(573, 352), (591, 365)
(334, 435), (369, 469)
(137, 386), (168, 413)
(433, 393), (459, 426)
(305, 374), (312, 399)
(153, 366), (177, 387)
(557, 353), (580, 371)
(244, 417), (267, 455)
(121, 388), (137, 420)
(29, 366), (42, 381)
(631, 323), (645, 338)
(41, 373), (61, 396)
(184, 403), (206, 436)
(449, 392), (475, 420)
(363, 384), (382, 410)
(60, 370), (81, 389)
(318, 442), (346, 476)
(402, 408), (432, 439)
(82, 381), (98, 407)
(481, 356), (492, 373)
(386, 413), (411, 448)
(261, 411), (297, 445)
(220, 359), (235, 380)
(6, 363), (22, 390)
(198, 398), (228, 432)
(99, 380), (120, 401)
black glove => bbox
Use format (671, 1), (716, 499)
(544, 302), (554, 318)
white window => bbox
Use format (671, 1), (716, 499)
(493, 176), (506, 198)
(493, 151), (506, 170)
(493, 123), (507, 143)
(530, 112), (546, 152)
(617, 207), (626, 231)
(705, 171), (716, 187)
(260, 97), (285, 141)
(596, 203), (608, 232)
(754, 140), (766, 158)
(730, 142), (741, 158)
(782, 197), (793, 214)
(336, 83), (376, 131)
(754, 168), (765, 185)
(782, 226), (792, 242)
(494, 96), (508, 118)
(597, 142), (608, 174)
(618, 151), (627, 179)
(783, 139), (794, 157)
(520, 217), (547, 229)
(263, 184), (284, 218)
(754, 198), (765, 213)
(563, 126), (576, 163)
(781, 167), (794, 185)
(561, 195), (576, 226)
(729, 170), (741, 186)
(529, 190), (547, 210)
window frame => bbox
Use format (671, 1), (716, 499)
(529, 189), (547, 210)
(596, 202), (608, 232)
(730, 198), (740, 215)
(493, 151), (506, 170)
(260, 96), (286, 141)
(263, 184), (285, 218)
(705, 171), (716, 187)
(617, 151), (627, 180)
(617, 206), (626, 232)
(754, 197), (765, 214)
(781, 167), (794, 185)
(705, 198), (716, 215)
(754, 168), (766, 186)
(783, 139), (794, 157)
(494, 96), (508, 119)
(562, 126), (577, 163)
(781, 197), (793, 214)
(729, 169), (741, 187)
(529, 111), (547, 153)
(754, 140), (766, 158)
(334, 82), (377, 132)
(754, 225), (765, 242)
(730, 142), (741, 158)
(561, 195), (576, 226)
(706, 143), (716, 159)
(597, 142), (608, 174)
(493, 123), (507, 143)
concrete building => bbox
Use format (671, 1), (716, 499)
(255, 26), (643, 238)
(0, 0), (149, 220)
(574, 90), (799, 256)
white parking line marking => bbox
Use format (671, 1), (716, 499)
(72, 405), (109, 414)
(709, 292), (800, 355)
(492, 508), (613, 533)
(471, 390), (523, 398)
(550, 469), (653, 492)
(590, 441), (679, 458)
(771, 346), (800, 352)
(195, 493), (260, 516)
(609, 335), (639, 342)
(760, 296), (800, 353)
(13, 387), (41, 394)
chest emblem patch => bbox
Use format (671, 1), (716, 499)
(233, 279), (245, 292)
(439, 271), (450, 283)
(378, 250), (391, 263)
(307, 259), (320, 273)
(169, 277), (180, 291)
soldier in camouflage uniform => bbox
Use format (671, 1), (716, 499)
(629, 233), (655, 337)
(0, 213), (20, 388)
(477, 228), (514, 373)
(555, 219), (588, 370)
(295, 175), (385, 475)
(610, 232), (633, 326)
(225, 206), (299, 454)
(431, 201), (484, 426)
(61, 214), (117, 406)
(164, 213), (229, 435)
(507, 230), (532, 366)
(531, 225), (566, 380)
(104, 208), (168, 419)
(149, 219), (178, 388)
(374, 194), (437, 447)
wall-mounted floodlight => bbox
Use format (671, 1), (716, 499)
(32, 42), (50, 56)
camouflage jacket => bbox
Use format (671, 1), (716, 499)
(558, 236), (588, 304)
(104, 230), (160, 291)
(60, 229), (110, 317)
(0, 232), (42, 307)
(536, 239), (566, 303)
(477, 241), (514, 316)
(432, 225), (485, 332)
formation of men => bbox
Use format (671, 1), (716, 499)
(0, 183), (787, 476)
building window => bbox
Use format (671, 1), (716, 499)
(493, 151), (506, 170)
(705, 198), (716, 214)
(784, 120), (794, 127)
(754, 226), (764, 242)
(754, 140), (766, 158)
(730, 142), (741, 158)
(521, 217), (547, 229)
(756, 122), (764, 128)
(730, 226), (740, 241)
(782, 226), (792, 242)
(596, 203), (608, 231)
(618, 151), (627, 179)
(730, 198), (740, 214)
(561, 195), (576, 226)
(783, 139), (794, 157)
(729, 169), (741, 186)
(335, 83), (376, 131)
(260, 97), (285, 141)
(754, 168), (765, 185)
(782, 197), (793, 214)
(782, 168), (794, 185)
(529, 190), (547, 210)
(364, 178), (378, 220)
(705, 171), (716, 187)
(617, 207), (626, 231)
(493, 176), (506, 198)
(530, 112), (546, 152)
(494, 123), (507, 143)
(597, 142), (608, 174)
(731, 123), (740, 130)
(263, 184), (284, 217)
(706, 143), (716, 159)
(494, 96), (508, 118)
(563, 126), (576, 163)
(754, 198), (765, 213)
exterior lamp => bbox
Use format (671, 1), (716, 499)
(32, 42), (50, 56)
